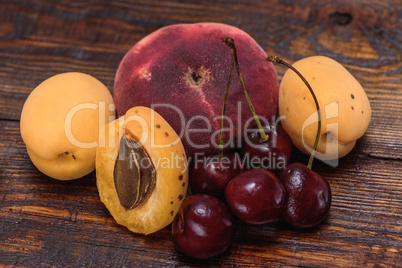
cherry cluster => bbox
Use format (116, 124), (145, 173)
(171, 38), (332, 260)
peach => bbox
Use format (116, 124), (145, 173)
(114, 22), (279, 157)
(20, 72), (115, 180)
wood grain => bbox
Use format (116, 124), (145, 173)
(0, 0), (401, 267)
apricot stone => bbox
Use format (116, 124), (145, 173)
(114, 22), (279, 157)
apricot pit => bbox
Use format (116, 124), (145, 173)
(114, 136), (156, 210)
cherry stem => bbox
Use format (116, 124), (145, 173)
(266, 56), (321, 170)
(219, 38), (235, 159)
(223, 37), (268, 142)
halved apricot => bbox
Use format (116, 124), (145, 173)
(96, 106), (188, 235)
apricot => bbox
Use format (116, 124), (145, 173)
(114, 22), (279, 157)
(20, 72), (114, 180)
(279, 56), (371, 160)
(96, 106), (188, 235)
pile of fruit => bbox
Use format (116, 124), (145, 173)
(19, 22), (371, 260)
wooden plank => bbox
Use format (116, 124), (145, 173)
(0, 119), (401, 267)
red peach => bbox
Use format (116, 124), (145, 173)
(114, 22), (278, 157)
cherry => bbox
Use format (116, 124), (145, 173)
(171, 194), (236, 259)
(225, 169), (286, 225)
(279, 163), (331, 228)
(242, 123), (292, 172)
(222, 40), (331, 228)
(191, 153), (243, 199)
(267, 56), (332, 229)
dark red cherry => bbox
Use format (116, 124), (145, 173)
(242, 124), (292, 173)
(279, 163), (331, 228)
(171, 194), (236, 259)
(190, 153), (243, 199)
(225, 169), (286, 225)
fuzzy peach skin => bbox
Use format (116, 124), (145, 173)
(114, 22), (279, 157)
(96, 107), (188, 235)
(20, 72), (115, 180)
(279, 56), (371, 160)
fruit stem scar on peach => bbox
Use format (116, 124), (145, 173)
(266, 56), (322, 169)
(223, 37), (269, 143)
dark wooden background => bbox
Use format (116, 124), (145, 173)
(0, 0), (401, 267)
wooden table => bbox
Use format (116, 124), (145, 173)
(1, 1), (401, 267)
